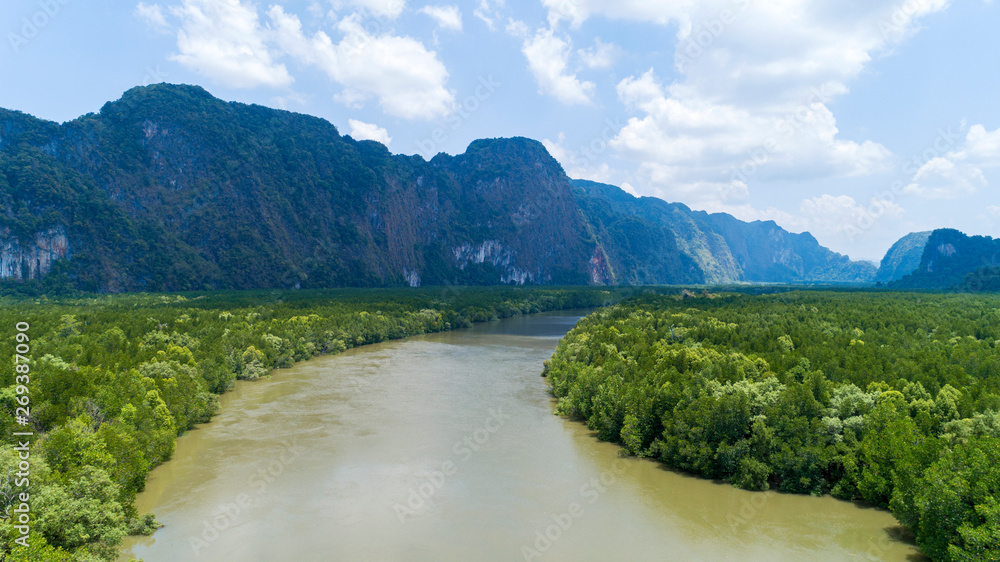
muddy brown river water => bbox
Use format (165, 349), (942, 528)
(120, 311), (922, 561)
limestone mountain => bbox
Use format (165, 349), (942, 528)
(874, 231), (932, 284)
(0, 83), (876, 292)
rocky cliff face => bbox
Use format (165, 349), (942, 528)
(0, 84), (869, 292)
(0, 227), (69, 280)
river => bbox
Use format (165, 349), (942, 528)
(120, 311), (922, 561)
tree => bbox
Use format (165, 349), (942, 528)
(914, 437), (1000, 561)
(33, 466), (126, 561)
(239, 345), (268, 380)
(39, 416), (114, 477)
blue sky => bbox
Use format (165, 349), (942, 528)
(1, 0), (998, 261)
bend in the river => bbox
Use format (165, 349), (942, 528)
(120, 311), (921, 561)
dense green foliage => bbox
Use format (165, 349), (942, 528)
(0, 286), (624, 560)
(544, 291), (1000, 561)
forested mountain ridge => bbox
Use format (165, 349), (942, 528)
(1, 84), (604, 291)
(2, 83), (876, 292)
(890, 229), (1000, 290)
(572, 179), (877, 284)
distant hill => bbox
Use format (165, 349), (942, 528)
(874, 231), (932, 283)
(0, 83), (877, 292)
(890, 229), (1000, 290)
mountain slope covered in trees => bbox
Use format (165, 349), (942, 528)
(572, 179), (876, 284)
(1, 84), (876, 292)
(891, 229), (1000, 290)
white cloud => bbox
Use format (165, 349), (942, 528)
(331, 0), (406, 19)
(669, 180), (752, 209)
(903, 158), (985, 200)
(951, 124), (1000, 161)
(504, 18), (528, 38)
(560, 0), (955, 212)
(616, 68), (663, 108)
(542, 132), (614, 183)
(271, 92), (308, 109)
(269, 7), (454, 119)
(713, 203), (798, 229)
(168, 0), (292, 89)
(348, 119), (392, 145)
(306, 2), (328, 19)
(135, 2), (168, 30)
(799, 194), (903, 236)
(619, 182), (639, 197)
(709, 194), (903, 244)
(611, 69), (891, 203)
(903, 124), (1000, 200)
(420, 5), (462, 31)
(541, 0), (949, 34)
(473, 0), (504, 30)
(522, 28), (595, 105)
(988, 205), (1000, 217)
(577, 38), (618, 69)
